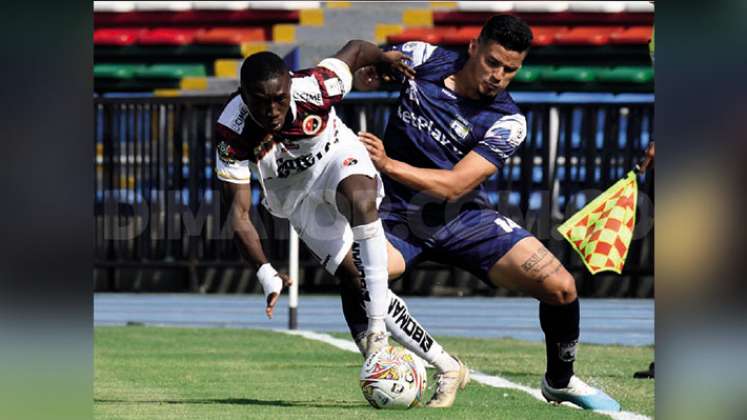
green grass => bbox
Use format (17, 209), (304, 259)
(95, 326), (654, 419)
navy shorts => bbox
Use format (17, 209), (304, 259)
(383, 209), (532, 281)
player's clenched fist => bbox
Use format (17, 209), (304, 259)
(358, 131), (391, 173)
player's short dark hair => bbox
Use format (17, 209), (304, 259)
(478, 15), (533, 52)
(240, 51), (289, 89)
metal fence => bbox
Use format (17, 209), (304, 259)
(94, 92), (654, 297)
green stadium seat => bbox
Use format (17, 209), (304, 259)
(513, 66), (553, 83)
(135, 64), (207, 79)
(94, 64), (147, 79)
(540, 66), (599, 83)
(596, 67), (653, 83)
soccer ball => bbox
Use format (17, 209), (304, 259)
(359, 345), (427, 409)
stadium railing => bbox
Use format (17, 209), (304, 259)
(94, 92), (654, 298)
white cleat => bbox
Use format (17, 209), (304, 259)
(541, 375), (621, 411)
(426, 356), (470, 408)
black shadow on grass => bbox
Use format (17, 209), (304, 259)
(95, 398), (368, 409)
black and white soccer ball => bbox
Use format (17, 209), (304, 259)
(359, 345), (427, 409)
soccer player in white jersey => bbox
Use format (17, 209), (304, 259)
(354, 15), (622, 410)
(215, 41), (467, 398)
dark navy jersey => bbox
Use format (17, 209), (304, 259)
(380, 42), (527, 227)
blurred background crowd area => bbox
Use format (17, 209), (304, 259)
(93, 1), (655, 298)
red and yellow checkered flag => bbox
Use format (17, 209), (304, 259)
(558, 171), (638, 274)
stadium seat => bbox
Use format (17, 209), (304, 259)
(133, 1), (192, 11)
(513, 66), (553, 83)
(135, 64), (207, 79)
(440, 26), (480, 45)
(609, 26), (652, 45)
(530, 26), (569, 46)
(553, 26), (623, 45)
(93, 1), (135, 13)
(567, 1), (626, 13)
(387, 27), (448, 45)
(190, 1), (252, 10)
(94, 64), (147, 79)
(596, 67), (653, 83)
(138, 28), (204, 45)
(194, 27), (266, 44)
(540, 66), (598, 82)
(93, 28), (147, 46)
(512, 1), (569, 13)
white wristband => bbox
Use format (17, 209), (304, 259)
(257, 263), (282, 299)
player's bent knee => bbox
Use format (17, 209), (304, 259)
(542, 271), (577, 305)
(387, 242), (406, 280)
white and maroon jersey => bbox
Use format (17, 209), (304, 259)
(214, 58), (354, 218)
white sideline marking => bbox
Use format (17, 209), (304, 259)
(276, 329), (651, 420)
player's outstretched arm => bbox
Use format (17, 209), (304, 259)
(359, 132), (497, 201)
(333, 40), (415, 79)
(221, 181), (291, 318)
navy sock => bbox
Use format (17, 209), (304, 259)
(539, 298), (580, 388)
(339, 281), (368, 342)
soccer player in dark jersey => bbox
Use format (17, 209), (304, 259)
(215, 41), (468, 400)
(354, 15), (621, 411)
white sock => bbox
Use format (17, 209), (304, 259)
(385, 290), (460, 373)
(351, 220), (389, 334)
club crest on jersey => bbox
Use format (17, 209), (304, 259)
(302, 115), (323, 136)
(217, 141), (236, 164)
(342, 157), (358, 167)
(450, 117), (471, 140)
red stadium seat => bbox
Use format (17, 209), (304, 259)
(530, 26), (569, 46)
(194, 27), (265, 44)
(138, 28), (204, 46)
(441, 26), (480, 45)
(387, 27), (447, 45)
(93, 28), (147, 46)
(94, 10), (300, 27)
(609, 26), (652, 45)
(553, 26), (624, 46)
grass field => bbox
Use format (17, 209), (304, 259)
(95, 326), (654, 419)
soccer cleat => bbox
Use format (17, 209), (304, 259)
(364, 331), (389, 358)
(426, 356), (470, 408)
(541, 375), (621, 411)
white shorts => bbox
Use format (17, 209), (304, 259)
(288, 138), (385, 275)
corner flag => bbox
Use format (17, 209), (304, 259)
(557, 171), (638, 274)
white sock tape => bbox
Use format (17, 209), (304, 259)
(257, 263), (282, 298)
(351, 219), (384, 240)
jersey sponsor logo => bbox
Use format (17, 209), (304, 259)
(450, 118), (470, 140)
(293, 90), (323, 106)
(388, 297), (433, 353)
(302, 115), (323, 136)
(324, 77), (344, 97)
(232, 106), (248, 132)
(292, 75), (324, 106)
(275, 141), (332, 178)
(397, 105), (463, 156)
(342, 157), (358, 167)
(351, 242), (371, 302)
